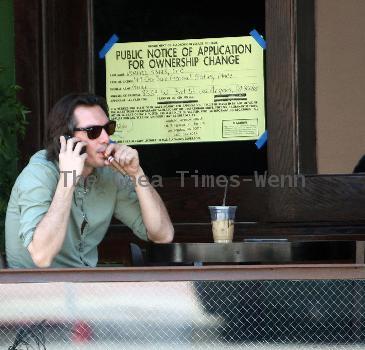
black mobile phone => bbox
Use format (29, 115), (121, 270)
(63, 135), (87, 155)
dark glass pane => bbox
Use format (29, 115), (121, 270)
(94, 1), (266, 176)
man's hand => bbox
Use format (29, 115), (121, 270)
(59, 136), (88, 187)
(105, 142), (174, 243)
(29, 136), (87, 268)
(104, 143), (141, 177)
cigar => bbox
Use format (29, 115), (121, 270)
(104, 153), (126, 175)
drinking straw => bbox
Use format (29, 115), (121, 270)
(222, 181), (228, 206)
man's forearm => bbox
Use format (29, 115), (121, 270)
(134, 171), (174, 243)
(28, 175), (74, 267)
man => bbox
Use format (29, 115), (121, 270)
(5, 93), (174, 268)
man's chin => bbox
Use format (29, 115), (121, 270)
(85, 156), (106, 168)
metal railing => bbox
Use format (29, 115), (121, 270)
(1, 273), (365, 349)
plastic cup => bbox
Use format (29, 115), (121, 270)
(209, 206), (237, 243)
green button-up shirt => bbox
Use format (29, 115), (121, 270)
(5, 150), (147, 268)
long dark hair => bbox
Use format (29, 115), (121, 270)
(45, 92), (109, 162)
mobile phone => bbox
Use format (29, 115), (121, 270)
(63, 135), (87, 155)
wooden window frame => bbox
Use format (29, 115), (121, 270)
(14, 0), (365, 249)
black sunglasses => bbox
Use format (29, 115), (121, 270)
(74, 120), (116, 140)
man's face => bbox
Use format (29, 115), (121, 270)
(73, 105), (110, 169)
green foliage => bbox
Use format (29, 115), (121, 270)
(0, 66), (28, 251)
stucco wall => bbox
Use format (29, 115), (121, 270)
(316, 0), (365, 174)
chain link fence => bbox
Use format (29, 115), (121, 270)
(1, 279), (365, 349)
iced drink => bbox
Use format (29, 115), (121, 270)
(209, 206), (237, 243)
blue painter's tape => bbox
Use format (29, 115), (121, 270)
(255, 130), (268, 149)
(99, 34), (119, 59)
(249, 29), (266, 49)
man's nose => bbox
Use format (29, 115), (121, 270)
(98, 128), (110, 143)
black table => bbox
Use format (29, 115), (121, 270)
(146, 240), (356, 265)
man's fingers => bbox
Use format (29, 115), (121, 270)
(124, 149), (138, 165)
(114, 148), (139, 168)
(65, 137), (73, 154)
(117, 149), (129, 167)
(104, 143), (115, 157)
(59, 136), (66, 153)
(80, 153), (88, 161)
(66, 137), (79, 154)
(124, 153), (134, 165)
(73, 141), (88, 155)
(104, 143), (139, 174)
(105, 143), (128, 157)
(105, 143), (129, 157)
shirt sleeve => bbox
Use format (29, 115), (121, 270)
(17, 164), (58, 248)
(113, 179), (148, 241)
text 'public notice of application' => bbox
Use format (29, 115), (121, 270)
(106, 36), (265, 145)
